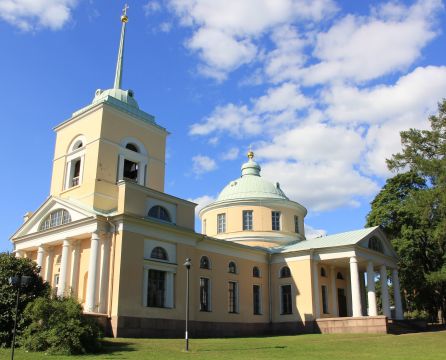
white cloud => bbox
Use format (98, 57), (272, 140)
(192, 155), (217, 175)
(254, 82), (311, 113)
(159, 21), (172, 33)
(305, 224), (327, 239)
(144, 1), (161, 16)
(301, 0), (442, 85)
(168, 0), (337, 79)
(0, 0), (78, 31)
(189, 103), (262, 137)
(189, 194), (216, 216)
(221, 147), (239, 161)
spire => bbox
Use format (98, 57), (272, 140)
(113, 4), (129, 89)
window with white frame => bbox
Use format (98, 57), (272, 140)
(39, 209), (71, 231)
(228, 281), (238, 313)
(243, 210), (253, 231)
(272, 211), (281, 231)
(65, 136), (86, 189)
(118, 138), (148, 186)
(200, 277), (211, 312)
(147, 269), (166, 307)
(281, 285), (292, 315)
(217, 213), (226, 233)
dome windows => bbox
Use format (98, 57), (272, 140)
(200, 256), (211, 270)
(228, 261), (237, 274)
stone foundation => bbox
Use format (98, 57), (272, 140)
(315, 316), (388, 334)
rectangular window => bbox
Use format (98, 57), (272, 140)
(217, 213), (226, 233)
(281, 285), (292, 314)
(272, 211), (281, 231)
(124, 159), (139, 181)
(147, 269), (165, 307)
(202, 219), (206, 234)
(200, 277), (210, 312)
(322, 285), (329, 314)
(243, 210), (253, 230)
(294, 215), (299, 233)
(228, 281), (238, 313)
(253, 285), (261, 315)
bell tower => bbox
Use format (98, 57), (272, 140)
(49, 5), (168, 212)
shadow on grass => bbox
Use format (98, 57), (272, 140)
(197, 345), (287, 352)
(98, 340), (136, 357)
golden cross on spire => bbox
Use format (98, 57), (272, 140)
(121, 3), (129, 23)
(247, 144), (254, 159)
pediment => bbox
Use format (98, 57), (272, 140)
(11, 197), (96, 240)
(358, 228), (397, 258)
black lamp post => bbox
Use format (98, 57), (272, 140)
(183, 258), (191, 352)
(9, 275), (32, 360)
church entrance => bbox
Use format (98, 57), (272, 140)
(338, 288), (348, 317)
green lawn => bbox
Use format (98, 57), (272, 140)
(2, 331), (445, 359)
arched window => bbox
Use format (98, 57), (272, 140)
(73, 140), (83, 150)
(126, 143), (139, 152)
(228, 261), (237, 274)
(253, 266), (260, 278)
(337, 272), (344, 280)
(148, 206), (171, 222)
(66, 135), (86, 189)
(200, 256), (210, 269)
(151, 246), (168, 261)
(368, 237), (384, 253)
(320, 267), (327, 277)
(280, 266), (291, 278)
(39, 209), (71, 231)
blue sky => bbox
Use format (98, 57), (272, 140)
(1, 0), (446, 252)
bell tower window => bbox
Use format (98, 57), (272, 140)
(65, 136), (85, 190)
(118, 138), (148, 186)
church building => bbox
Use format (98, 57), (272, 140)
(10, 7), (403, 337)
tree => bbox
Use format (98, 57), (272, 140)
(19, 297), (102, 355)
(0, 252), (49, 347)
(367, 99), (446, 322)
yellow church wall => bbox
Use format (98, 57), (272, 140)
(77, 238), (92, 305)
(114, 229), (270, 323)
(109, 229), (123, 318)
(271, 258), (313, 323)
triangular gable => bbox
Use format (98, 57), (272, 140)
(11, 197), (97, 240)
(357, 227), (398, 258)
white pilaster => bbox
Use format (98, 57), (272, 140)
(330, 266), (338, 316)
(85, 232), (100, 312)
(349, 256), (363, 317)
(312, 259), (320, 318)
(57, 239), (71, 297)
(36, 246), (45, 269)
(380, 265), (391, 318)
(70, 241), (81, 298)
(98, 236), (111, 313)
(367, 261), (377, 316)
(392, 268), (404, 320)
(165, 272), (174, 308)
(15, 250), (23, 258)
(44, 249), (54, 282)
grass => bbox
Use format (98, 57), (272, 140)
(2, 331), (445, 359)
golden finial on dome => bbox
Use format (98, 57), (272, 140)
(121, 3), (129, 23)
(247, 150), (254, 159)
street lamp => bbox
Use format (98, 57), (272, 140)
(9, 275), (32, 360)
(183, 258), (191, 352)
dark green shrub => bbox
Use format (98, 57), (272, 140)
(20, 297), (102, 355)
(0, 252), (49, 347)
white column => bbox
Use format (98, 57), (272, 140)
(70, 241), (81, 298)
(44, 249), (54, 282)
(98, 236), (111, 313)
(367, 261), (377, 316)
(349, 256), (363, 317)
(57, 239), (71, 297)
(312, 259), (320, 318)
(380, 265), (391, 318)
(330, 266), (338, 316)
(392, 269), (404, 320)
(36, 246), (45, 269)
(85, 232), (100, 312)
(15, 250), (23, 258)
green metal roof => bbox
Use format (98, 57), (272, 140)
(216, 156), (289, 202)
(276, 226), (380, 253)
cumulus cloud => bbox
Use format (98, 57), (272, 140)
(0, 0), (78, 31)
(221, 147), (239, 161)
(189, 194), (216, 216)
(305, 224), (327, 239)
(168, 0), (337, 79)
(192, 155), (217, 175)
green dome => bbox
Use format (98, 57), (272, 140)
(216, 156), (289, 202)
(92, 88), (139, 108)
